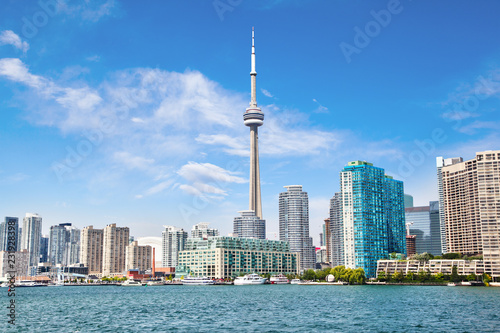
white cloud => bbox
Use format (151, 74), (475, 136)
(312, 98), (328, 114)
(86, 55), (101, 62)
(458, 121), (500, 135)
(261, 88), (273, 98)
(58, 0), (118, 22)
(442, 110), (479, 121)
(113, 152), (155, 171)
(0, 31), (29, 53)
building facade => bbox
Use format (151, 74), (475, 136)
(323, 218), (331, 264)
(162, 226), (188, 267)
(178, 237), (298, 279)
(125, 241), (152, 271)
(233, 211), (266, 240)
(440, 151), (500, 279)
(21, 213), (42, 268)
(330, 192), (344, 267)
(279, 185), (315, 271)
(0, 217), (18, 252)
(48, 223), (72, 265)
(39, 236), (49, 263)
(80, 226), (104, 275)
(405, 201), (442, 256)
(191, 222), (219, 239)
(0, 250), (29, 278)
(377, 259), (485, 277)
(102, 224), (129, 277)
(340, 161), (406, 278)
(436, 156), (463, 254)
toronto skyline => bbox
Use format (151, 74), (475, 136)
(1, 1), (500, 244)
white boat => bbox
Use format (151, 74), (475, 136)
(121, 279), (143, 287)
(290, 279), (302, 284)
(0, 282), (10, 288)
(182, 276), (215, 286)
(447, 282), (457, 287)
(15, 280), (46, 287)
(461, 281), (472, 286)
(269, 274), (289, 284)
(233, 273), (267, 285)
(146, 281), (164, 286)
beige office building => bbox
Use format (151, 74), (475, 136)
(125, 241), (152, 271)
(441, 150), (500, 279)
(102, 224), (129, 277)
(80, 226), (103, 275)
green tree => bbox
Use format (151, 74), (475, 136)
(330, 265), (347, 281)
(377, 271), (387, 282)
(406, 271), (415, 281)
(443, 253), (461, 260)
(435, 273), (444, 282)
(466, 273), (477, 282)
(417, 270), (427, 282)
(451, 265), (459, 283)
(392, 271), (404, 283)
(351, 268), (365, 284)
(302, 269), (316, 281)
(483, 273), (492, 285)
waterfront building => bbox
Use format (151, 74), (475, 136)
(80, 226), (103, 275)
(404, 194), (414, 209)
(440, 150), (500, 280)
(436, 156), (463, 254)
(102, 223), (129, 277)
(323, 218), (331, 264)
(48, 223), (72, 265)
(178, 236), (298, 279)
(405, 201), (441, 256)
(377, 259), (485, 277)
(65, 226), (80, 266)
(0, 217), (18, 251)
(125, 241), (152, 271)
(191, 222), (219, 239)
(316, 246), (327, 266)
(340, 161), (406, 278)
(279, 185), (315, 271)
(21, 213), (43, 269)
(330, 192), (344, 267)
(39, 235), (49, 263)
(0, 249), (29, 278)
(233, 211), (266, 239)
(162, 226), (188, 267)
(406, 235), (416, 257)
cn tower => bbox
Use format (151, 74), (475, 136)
(244, 27), (264, 219)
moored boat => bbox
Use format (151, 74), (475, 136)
(290, 279), (302, 284)
(233, 273), (267, 285)
(269, 274), (289, 284)
(182, 276), (215, 285)
(121, 279), (143, 287)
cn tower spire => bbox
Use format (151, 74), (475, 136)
(250, 27), (257, 107)
(243, 27), (264, 219)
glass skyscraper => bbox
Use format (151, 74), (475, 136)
(405, 201), (442, 256)
(340, 161), (406, 278)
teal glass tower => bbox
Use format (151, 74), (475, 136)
(340, 161), (406, 278)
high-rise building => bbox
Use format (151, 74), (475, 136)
(191, 222), (219, 239)
(162, 226), (188, 267)
(404, 194), (414, 208)
(440, 151), (500, 280)
(102, 224), (129, 277)
(65, 226), (80, 266)
(48, 223), (71, 265)
(0, 249), (29, 278)
(330, 192), (344, 267)
(279, 185), (315, 271)
(340, 161), (406, 278)
(21, 213), (42, 268)
(436, 156), (463, 254)
(125, 241), (152, 271)
(405, 201), (441, 256)
(323, 218), (331, 264)
(39, 235), (49, 263)
(233, 211), (266, 239)
(0, 217), (18, 252)
(17, 227), (22, 251)
(80, 226), (104, 275)
(233, 28), (267, 239)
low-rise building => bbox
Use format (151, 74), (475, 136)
(178, 236), (299, 279)
(377, 259), (485, 277)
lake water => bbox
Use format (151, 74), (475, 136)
(1, 285), (499, 332)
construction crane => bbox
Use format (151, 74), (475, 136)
(406, 222), (414, 236)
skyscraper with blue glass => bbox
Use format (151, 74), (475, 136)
(340, 161), (406, 278)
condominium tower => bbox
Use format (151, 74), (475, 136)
(405, 201), (441, 256)
(340, 161), (406, 278)
(440, 150), (500, 279)
(279, 185), (315, 270)
(21, 213), (42, 268)
(162, 226), (188, 267)
(80, 226), (104, 275)
(102, 223), (129, 276)
(329, 192), (344, 267)
(191, 222), (219, 239)
(0, 217), (18, 251)
(125, 241), (152, 271)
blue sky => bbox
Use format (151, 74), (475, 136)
(1, 0), (499, 244)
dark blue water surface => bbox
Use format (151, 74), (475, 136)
(1, 285), (499, 332)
